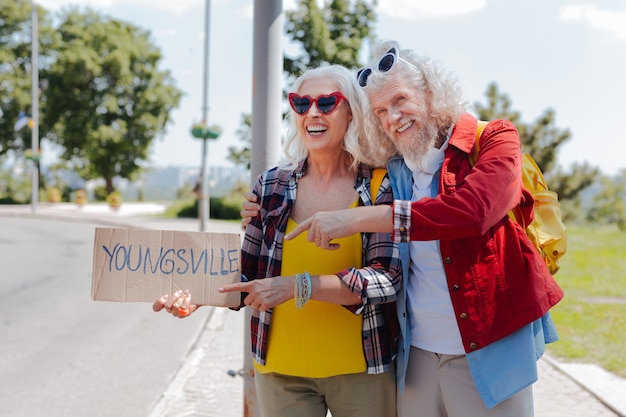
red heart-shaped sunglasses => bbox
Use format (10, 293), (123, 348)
(288, 91), (347, 115)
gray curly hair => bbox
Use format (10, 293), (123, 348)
(361, 40), (469, 160)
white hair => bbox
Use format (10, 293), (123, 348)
(280, 64), (392, 169)
(362, 40), (469, 160)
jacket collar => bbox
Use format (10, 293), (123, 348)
(449, 113), (479, 155)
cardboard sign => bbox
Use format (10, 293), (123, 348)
(92, 227), (241, 307)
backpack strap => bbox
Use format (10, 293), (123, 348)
(370, 168), (387, 204)
(469, 120), (489, 166)
(471, 120), (526, 227)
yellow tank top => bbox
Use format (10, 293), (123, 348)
(254, 212), (366, 377)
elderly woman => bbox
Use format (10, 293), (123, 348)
(155, 65), (401, 417)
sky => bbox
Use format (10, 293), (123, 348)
(37, 0), (626, 176)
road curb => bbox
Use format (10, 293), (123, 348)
(542, 354), (626, 417)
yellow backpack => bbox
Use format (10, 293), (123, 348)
(370, 168), (387, 202)
(470, 121), (567, 275)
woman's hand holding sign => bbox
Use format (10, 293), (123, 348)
(153, 289), (200, 318)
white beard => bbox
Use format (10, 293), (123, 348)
(394, 118), (440, 169)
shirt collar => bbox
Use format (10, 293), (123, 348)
(406, 134), (450, 174)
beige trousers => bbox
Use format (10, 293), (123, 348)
(254, 368), (396, 417)
(398, 346), (533, 417)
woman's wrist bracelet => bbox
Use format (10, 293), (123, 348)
(295, 271), (311, 309)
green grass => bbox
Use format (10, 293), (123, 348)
(548, 225), (626, 378)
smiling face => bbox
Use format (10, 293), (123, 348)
(368, 78), (439, 164)
(295, 77), (352, 157)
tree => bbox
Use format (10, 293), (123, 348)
(227, 113), (252, 170)
(228, 0), (378, 169)
(0, 1), (56, 159)
(588, 170), (626, 230)
(284, 0), (377, 79)
(474, 82), (598, 221)
(42, 8), (182, 194)
(0, 0), (31, 160)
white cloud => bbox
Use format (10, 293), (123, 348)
(158, 28), (177, 37)
(240, 4), (254, 19)
(377, 0), (486, 20)
(282, 0), (486, 19)
(37, 0), (227, 16)
(37, 0), (116, 10)
(559, 4), (626, 40)
(283, 0), (323, 11)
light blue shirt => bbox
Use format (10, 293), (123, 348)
(387, 156), (559, 409)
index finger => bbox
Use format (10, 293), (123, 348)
(284, 216), (313, 241)
(152, 294), (168, 312)
(244, 191), (258, 203)
(218, 281), (250, 293)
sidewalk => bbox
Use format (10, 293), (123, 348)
(4, 202), (626, 417)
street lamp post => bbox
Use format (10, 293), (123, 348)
(192, 117), (219, 232)
(189, 0), (223, 231)
(198, 0), (212, 232)
(31, 1), (39, 213)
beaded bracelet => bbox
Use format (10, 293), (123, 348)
(294, 272), (312, 309)
(295, 273), (306, 309)
(303, 272), (311, 306)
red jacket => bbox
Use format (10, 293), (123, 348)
(405, 113), (564, 352)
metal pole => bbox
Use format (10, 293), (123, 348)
(245, 1), (283, 416)
(31, 1), (39, 213)
(250, 1), (282, 180)
(198, 0), (211, 232)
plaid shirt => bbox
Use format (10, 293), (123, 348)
(392, 200), (412, 243)
(242, 159), (403, 374)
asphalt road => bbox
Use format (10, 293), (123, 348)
(0, 216), (212, 417)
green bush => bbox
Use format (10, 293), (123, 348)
(210, 196), (242, 220)
(93, 185), (108, 201)
(176, 198), (198, 218)
(0, 196), (21, 204)
(176, 196), (243, 220)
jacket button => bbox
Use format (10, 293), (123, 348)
(443, 257), (452, 264)
(469, 342), (478, 350)
(459, 312), (468, 319)
(452, 284), (459, 291)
